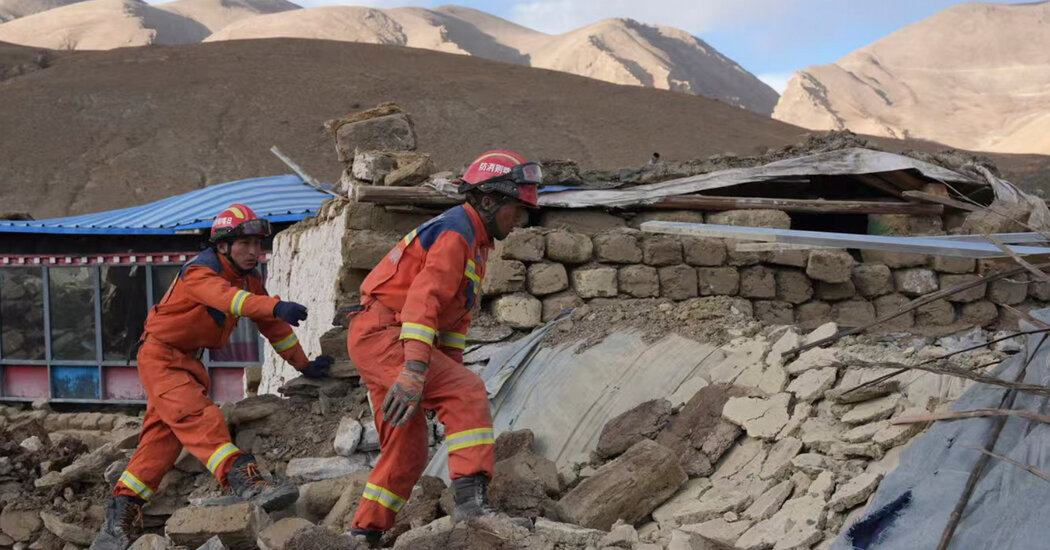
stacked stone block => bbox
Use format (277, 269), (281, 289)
(339, 208), (1049, 333)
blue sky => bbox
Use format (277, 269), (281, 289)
(255, 1), (1033, 93)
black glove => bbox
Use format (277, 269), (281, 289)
(273, 301), (308, 326)
(301, 355), (333, 379)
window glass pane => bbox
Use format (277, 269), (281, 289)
(211, 318), (261, 363)
(49, 267), (97, 361)
(151, 266), (181, 306)
(1, 267), (46, 360)
(101, 265), (148, 361)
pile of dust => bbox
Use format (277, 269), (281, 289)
(544, 296), (760, 351)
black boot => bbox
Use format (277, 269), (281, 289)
(226, 453), (299, 512)
(348, 528), (383, 548)
(452, 474), (496, 522)
(88, 496), (144, 550)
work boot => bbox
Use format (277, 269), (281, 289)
(226, 453), (299, 511)
(452, 474), (496, 522)
(348, 528), (383, 548)
(88, 496), (144, 550)
(452, 475), (533, 529)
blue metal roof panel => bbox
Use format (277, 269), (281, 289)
(0, 175), (331, 235)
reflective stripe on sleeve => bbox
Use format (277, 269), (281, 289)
(400, 322), (436, 345)
(438, 331), (467, 350)
(206, 442), (241, 475)
(464, 260), (481, 284)
(271, 333), (299, 353)
(362, 482), (407, 513)
(229, 290), (250, 316)
(118, 471), (155, 501)
(446, 427), (495, 452)
(402, 229), (418, 246)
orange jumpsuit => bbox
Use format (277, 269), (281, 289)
(114, 248), (308, 502)
(350, 203), (494, 531)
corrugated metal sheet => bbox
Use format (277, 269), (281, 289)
(0, 175), (331, 235)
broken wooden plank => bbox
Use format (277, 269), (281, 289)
(968, 446), (1050, 484)
(640, 221), (1050, 259)
(852, 174), (908, 199)
(892, 408), (1050, 426)
(878, 169), (930, 190)
(985, 235), (1050, 284)
(354, 185), (461, 206)
(648, 195), (943, 215)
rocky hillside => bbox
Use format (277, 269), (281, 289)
(773, 1), (1050, 155)
(0, 3), (778, 113)
(157, 0), (300, 35)
(0, 38), (805, 219)
(208, 6), (778, 114)
(0, 0), (211, 49)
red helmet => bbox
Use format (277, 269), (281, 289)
(459, 150), (541, 208)
(210, 203), (271, 243)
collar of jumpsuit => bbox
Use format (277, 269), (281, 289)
(462, 202), (493, 249)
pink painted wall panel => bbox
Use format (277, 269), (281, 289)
(103, 367), (146, 401)
(3, 366), (49, 398)
(210, 368), (244, 404)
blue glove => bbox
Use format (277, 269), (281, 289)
(274, 301), (308, 326)
(301, 355), (334, 379)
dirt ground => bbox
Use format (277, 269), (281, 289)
(543, 296), (760, 351)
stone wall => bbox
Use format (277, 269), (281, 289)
(483, 217), (1042, 335)
(260, 201), (1044, 392)
(259, 201), (353, 395)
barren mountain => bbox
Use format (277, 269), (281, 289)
(202, 5), (779, 114)
(0, 38), (804, 218)
(157, 0), (300, 34)
(0, 0), (85, 22)
(0, 0), (209, 49)
(773, 1), (1050, 155)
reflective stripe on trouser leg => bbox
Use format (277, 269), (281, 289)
(446, 428), (495, 452)
(117, 471), (155, 501)
(113, 398), (182, 501)
(206, 443), (241, 476)
(361, 483), (407, 513)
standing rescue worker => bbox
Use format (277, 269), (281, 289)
(346, 150), (541, 543)
(90, 204), (334, 550)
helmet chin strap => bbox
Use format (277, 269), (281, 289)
(218, 244), (252, 275)
(476, 195), (510, 240)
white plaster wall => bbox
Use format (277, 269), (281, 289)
(259, 202), (349, 395)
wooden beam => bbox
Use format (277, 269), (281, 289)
(650, 195), (943, 215)
(354, 185), (461, 206)
(853, 174), (908, 199)
(877, 169), (929, 190)
(355, 185), (945, 216)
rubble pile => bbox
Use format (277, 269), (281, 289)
(0, 305), (1016, 550)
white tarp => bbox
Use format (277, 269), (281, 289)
(425, 330), (724, 480)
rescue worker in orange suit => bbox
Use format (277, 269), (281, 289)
(346, 150), (541, 545)
(90, 204), (334, 550)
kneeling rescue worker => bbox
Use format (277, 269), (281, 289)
(347, 150), (541, 544)
(91, 204), (334, 550)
